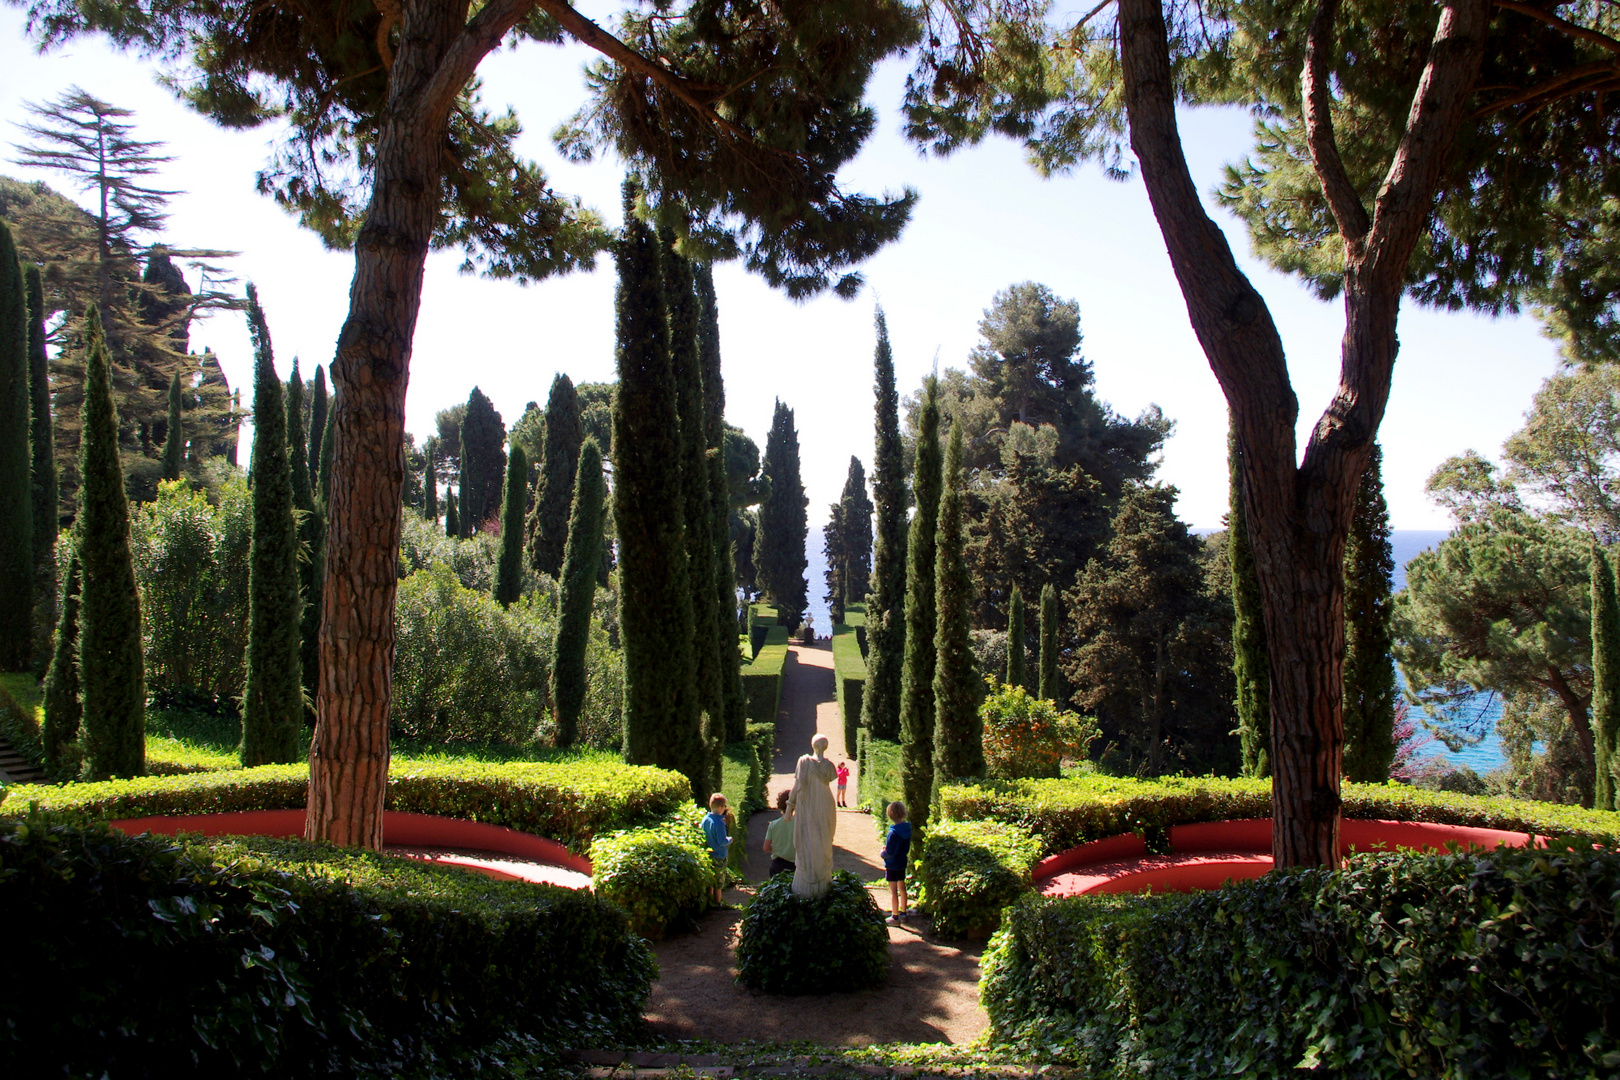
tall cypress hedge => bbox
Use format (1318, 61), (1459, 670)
(240, 287), (302, 766)
(1592, 543), (1620, 811)
(445, 491), (460, 538)
(27, 265), (57, 668)
(0, 223), (32, 671)
(863, 310), (907, 740)
(1006, 585), (1026, 691)
(612, 181), (703, 802)
(527, 374), (582, 578)
(42, 548), (80, 775)
(424, 454), (438, 521)
(1342, 444), (1397, 783)
(75, 307), (145, 780)
(1229, 430), (1270, 778)
(286, 361), (322, 724)
(696, 265), (747, 741)
(899, 376), (942, 828)
(552, 439), (606, 748)
(308, 364), (327, 491)
(754, 400), (809, 629)
(160, 372), (184, 482)
(1038, 583), (1059, 702)
(932, 423), (983, 804)
(493, 445), (528, 608)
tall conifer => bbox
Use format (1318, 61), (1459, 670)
(1038, 583), (1059, 701)
(240, 286), (302, 766)
(1229, 430), (1270, 777)
(286, 360), (321, 724)
(1006, 585), (1026, 690)
(424, 453), (438, 521)
(318, 406), (334, 508)
(613, 180), (703, 801)
(494, 445), (528, 608)
(42, 548), (81, 775)
(160, 371), (184, 481)
(1342, 444), (1397, 783)
(308, 364), (327, 490)
(839, 457), (873, 601)
(933, 424), (983, 804)
(75, 307), (144, 779)
(0, 225), (31, 671)
(863, 310), (907, 740)
(755, 400), (809, 628)
(459, 387), (506, 535)
(27, 265), (57, 668)
(553, 439), (606, 748)
(445, 490), (460, 538)
(899, 376), (942, 827)
(1592, 544), (1620, 811)
(527, 374), (582, 577)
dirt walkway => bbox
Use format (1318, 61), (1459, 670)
(642, 643), (987, 1046)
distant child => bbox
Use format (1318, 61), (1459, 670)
(762, 790), (797, 878)
(702, 793), (735, 904)
(881, 801), (912, 924)
(835, 761), (851, 807)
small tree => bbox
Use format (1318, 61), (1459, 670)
(981, 678), (1099, 779)
(445, 491), (460, 538)
(527, 374), (582, 578)
(160, 371), (184, 481)
(0, 222), (32, 671)
(1005, 585), (1026, 691)
(1592, 543), (1620, 811)
(933, 424), (984, 802)
(1229, 431), (1270, 777)
(553, 439), (606, 748)
(493, 444), (528, 608)
(1342, 445), (1397, 783)
(900, 376), (942, 828)
(863, 310), (907, 740)
(41, 548), (81, 775)
(1038, 583), (1059, 702)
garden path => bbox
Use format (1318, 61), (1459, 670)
(641, 642), (988, 1046)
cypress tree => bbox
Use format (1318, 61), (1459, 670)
(862, 310), (907, 740)
(308, 364), (327, 491)
(240, 286), (302, 766)
(1592, 543), (1620, 811)
(160, 371), (184, 481)
(28, 265), (57, 669)
(42, 548), (80, 775)
(553, 439), (606, 747)
(824, 500), (847, 625)
(424, 452), (438, 521)
(527, 374), (582, 577)
(318, 405), (335, 508)
(754, 400), (809, 629)
(613, 180), (704, 802)
(1038, 583), (1059, 701)
(899, 376), (942, 829)
(445, 490), (460, 538)
(1342, 444), (1397, 783)
(1229, 430), (1271, 777)
(0, 224), (31, 671)
(459, 387), (506, 535)
(665, 234), (723, 791)
(933, 423), (983, 804)
(696, 264), (747, 741)
(75, 306), (145, 779)
(1006, 585), (1026, 690)
(286, 360), (321, 725)
(840, 456), (873, 601)
(493, 444), (528, 608)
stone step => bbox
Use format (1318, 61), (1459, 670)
(0, 733), (47, 785)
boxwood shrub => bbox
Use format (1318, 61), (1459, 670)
(942, 774), (1620, 857)
(831, 625), (867, 758)
(0, 758), (691, 852)
(981, 844), (1620, 1077)
(916, 819), (1042, 940)
(735, 871), (888, 994)
(590, 805), (717, 939)
(741, 626), (790, 724)
(1, 816), (654, 1077)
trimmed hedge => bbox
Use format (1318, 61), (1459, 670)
(982, 845), (1620, 1077)
(831, 622), (867, 758)
(0, 758), (692, 853)
(591, 805), (717, 938)
(741, 625), (790, 724)
(857, 731), (903, 839)
(2, 817), (654, 1076)
(917, 819), (1042, 940)
(721, 721), (775, 871)
(942, 774), (1620, 857)
(0, 672), (44, 776)
(748, 602), (778, 658)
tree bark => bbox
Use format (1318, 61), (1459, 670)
(1116, 0), (1489, 867)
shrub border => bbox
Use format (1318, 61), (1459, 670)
(831, 622), (867, 758)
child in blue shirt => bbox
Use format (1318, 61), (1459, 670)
(882, 801), (912, 925)
(702, 793), (734, 904)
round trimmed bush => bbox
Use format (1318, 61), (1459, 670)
(735, 871), (888, 994)
(590, 808), (717, 939)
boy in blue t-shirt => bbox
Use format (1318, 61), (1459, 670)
(702, 793), (733, 904)
(881, 801), (912, 924)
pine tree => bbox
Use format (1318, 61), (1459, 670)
(424, 452), (438, 521)
(665, 234), (723, 791)
(1342, 444), (1397, 783)
(494, 445), (528, 608)
(1592, 543), (1620, 811)
(900, 376), (942, 828)
(445, 490), (460, 538)
(285, 359), (321, 724)
(527, 374), (582, 577)
(697, 264), (747, 741)
(553, 439), (606, 748)
(27, 265), (57, 669)
(863, 310), (907, 740)
(0, 223), (32, 671)
(459, 387), (506, 535)
(1038, 583), (1059, 701)
(754, 400), (809, 629)
(308, 364), (327, 491)
(613, 180), (704, 802)
(933, 423), (984, 803)
(240, 285), (302, 766)
(1229, 431), (1271, 777)
(42, 548), (80, 774)
(1006, 585), (1026, 690)
(75, 306), (145, 779)
(160, 371), (184, 481)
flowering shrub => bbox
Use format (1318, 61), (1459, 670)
(979, 679), (1100, 780)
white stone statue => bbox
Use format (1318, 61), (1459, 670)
(788, 734), (838, 898)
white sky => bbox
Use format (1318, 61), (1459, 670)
(0, 8), (1562, 530)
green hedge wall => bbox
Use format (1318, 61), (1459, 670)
(982, 845), (1620, 1077)
(741, 625), (790, 724)
(0, 673), (44, 775)
(721, 722), (776, 872)
(857, 731), (903, 839)
(831, 623), (867, 758)
(917, 819), (1042, 940)
(942, 774), (1620, 857)
(0, 758), (692, 853)
(3, 818), (654, 1076)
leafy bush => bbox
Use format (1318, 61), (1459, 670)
(590, 805), (717, 938)
(942, 774), (1620, 857)
(982, 845), (1620, 1077)
(858, 731), (903, 835)
(398, 512), (505, 592)
(0, 757), (691, 853)
(577, 626), (626, 750)
(741, 625), (790, 723)
(979, 680), (1099, 780)
(735, 871), (889, 994)
(917, 819), (1042, 940)
(832, 624), (867, 757)
(0, 673), (44, 775)
(1, 817), (653, 1077)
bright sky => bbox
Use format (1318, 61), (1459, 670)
(0, 8), (1562, 530)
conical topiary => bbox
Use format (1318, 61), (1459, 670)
(493, 445), (528, 608)
(552, 439), (606, 747)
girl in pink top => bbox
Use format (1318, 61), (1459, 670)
(835, 761), (850, 807)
